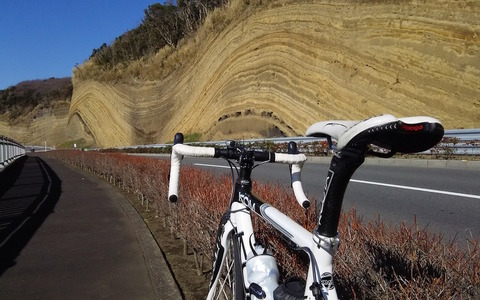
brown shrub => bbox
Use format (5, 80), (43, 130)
(46, 150), (480, 299)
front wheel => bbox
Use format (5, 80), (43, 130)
(208, 232), (245, 300)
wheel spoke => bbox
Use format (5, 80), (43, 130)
(209, 235), (243, 300)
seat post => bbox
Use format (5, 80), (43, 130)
(316, 147), (366, 237)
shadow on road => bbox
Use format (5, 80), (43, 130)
(0, 155), (62, 275)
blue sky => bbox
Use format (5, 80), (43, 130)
(0, 1), (164, 90)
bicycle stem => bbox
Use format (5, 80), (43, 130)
(233, 151), (266, 218)
(238, 150), (254, 184)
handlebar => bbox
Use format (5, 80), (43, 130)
(168, 133), (310, 208)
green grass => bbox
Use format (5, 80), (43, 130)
(183, 132), (202, 143)
(56, 138), (89, 149)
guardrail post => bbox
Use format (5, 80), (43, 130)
(0, 140), (4, 169)
(7, 142), (12, 165)
(0, 136), (25, 171)
(8, 143), (12, 163)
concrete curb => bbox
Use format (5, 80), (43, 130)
(116, 194), (183, 299)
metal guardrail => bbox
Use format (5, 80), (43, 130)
(441, 129), (480, 155)
(123, 128), (480, 155)
(444, 128), (480, 140)
(0, 135), (26, 171)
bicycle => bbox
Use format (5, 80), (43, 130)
(168, 114), (444, 300)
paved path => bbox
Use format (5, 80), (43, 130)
(0, 155), (181, 299)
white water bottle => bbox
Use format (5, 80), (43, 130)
(245, 245), (280, 299)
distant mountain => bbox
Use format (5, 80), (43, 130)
(0, 77), (72, 119)
(0, 77), (93, 148)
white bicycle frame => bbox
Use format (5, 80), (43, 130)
(169, 142), (339, 300)
(168, 115), (444, 300)
(207, 200), (340, 300)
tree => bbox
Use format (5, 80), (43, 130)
(144, 3), (182, 48)
(87, 0), (229, 68)
(178, 0), (226, 35)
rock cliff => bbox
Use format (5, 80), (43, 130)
(8, 0), (480, 148)
(0, 100), (94, 147)
(70, 0), (479, 147)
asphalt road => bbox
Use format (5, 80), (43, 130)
(0, 155), (181, 299)
(180, 156), (480, 247)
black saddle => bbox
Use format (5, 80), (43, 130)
(306, 114), (444, 156)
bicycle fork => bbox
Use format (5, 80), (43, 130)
(208, 200), (280, 300)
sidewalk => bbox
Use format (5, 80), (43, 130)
(0, 154), (181, 299)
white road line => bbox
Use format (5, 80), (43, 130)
(193, 163), (231, 169)
(350, 179), (480, 200)
(193, 163), (480, 200)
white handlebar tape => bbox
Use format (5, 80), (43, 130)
(168, 144), (310, 209)
(275, 153), (310, 208)
(290, 162), (310, 208)
(173, 144), (216, 157)
(274, 153), (307, 164)
(168, 144), (215, 202)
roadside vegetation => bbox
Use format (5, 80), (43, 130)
(45, 150), (480, 299)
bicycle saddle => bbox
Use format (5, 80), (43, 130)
(306, 114), (444, 155)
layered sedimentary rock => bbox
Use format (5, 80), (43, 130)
(68, 0), (479, 147)
(0, 101), (93, 147)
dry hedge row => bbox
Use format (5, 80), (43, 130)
(46, 150), (479, 299)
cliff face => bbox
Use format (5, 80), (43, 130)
(68, 1), (480, 147)
(0, 100), (94, 147)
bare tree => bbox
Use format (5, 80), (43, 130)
(144, 3), (182, 48)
